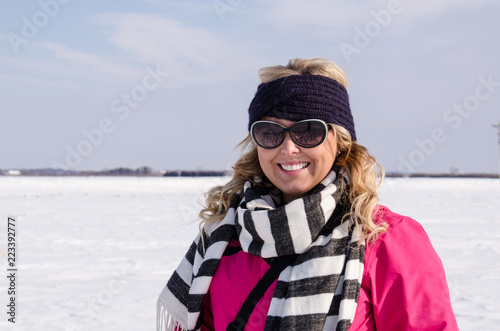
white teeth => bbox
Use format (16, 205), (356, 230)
(280, 163), (309, 171)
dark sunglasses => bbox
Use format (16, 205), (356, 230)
(251, 119), (331, 149)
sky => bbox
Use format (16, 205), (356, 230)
(1, 0), (499, 174)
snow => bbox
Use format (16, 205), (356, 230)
(0, 176), (498, 330)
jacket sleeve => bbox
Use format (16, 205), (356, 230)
(365, 213), (459, 330)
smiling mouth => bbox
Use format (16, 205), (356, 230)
(279, 162), (310, 172)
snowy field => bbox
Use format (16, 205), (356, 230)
(0, 176), (499, 331)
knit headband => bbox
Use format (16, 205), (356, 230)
(248, 74), (356, 141)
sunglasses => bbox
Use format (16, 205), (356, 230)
(250, 119), (331, 149)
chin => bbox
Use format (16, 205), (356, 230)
(279, 186), (310, 201)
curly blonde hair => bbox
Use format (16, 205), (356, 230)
(199, 58), (387, 242)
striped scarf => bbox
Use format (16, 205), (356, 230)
(157, 170), (365, 331)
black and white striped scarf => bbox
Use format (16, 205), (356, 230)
(157, 170), (365, 331)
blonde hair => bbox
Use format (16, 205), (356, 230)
(199, 58), (387, 242)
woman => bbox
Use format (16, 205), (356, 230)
(157, 58), (459, 330)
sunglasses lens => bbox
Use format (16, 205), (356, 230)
(251, 120), (328, 148)
(252, 122), (285, 148)
(290, 121), (327, 147)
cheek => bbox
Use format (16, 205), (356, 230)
(324, 135), (338, 161)
(310, 149), (335, 167)
(311, 138), (337, 168)
(257, 148), (275, 172)
(327, 133), (337, 152)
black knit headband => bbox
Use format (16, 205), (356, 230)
(248, 74), (356, 141)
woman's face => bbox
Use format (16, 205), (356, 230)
(256, 117), (338, 204)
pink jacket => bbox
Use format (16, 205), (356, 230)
(200, 206), (459, 330)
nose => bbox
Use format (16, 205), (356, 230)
(280, 133), (300, 155)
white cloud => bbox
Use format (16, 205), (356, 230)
(398, 0), (498, 18)
(40, 42), (141, 80)
(258, 0), (499, 37)
(0, 12), (263, 90)
(0, 71), (71, 88)
(0, 42), (142, 89)
(257, 0), (360, 37)
(89, 13), (263, 86)
(138, 0), (212, 12)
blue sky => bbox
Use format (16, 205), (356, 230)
(1, 0), (499, 174)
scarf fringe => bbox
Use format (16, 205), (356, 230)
(156, 299), (187, 331)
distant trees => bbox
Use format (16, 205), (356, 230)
(1, 167), (496, 178)
(166, 170), (227, 177)
(83, 166), (153, 176)
(0, 167), (228, 177)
